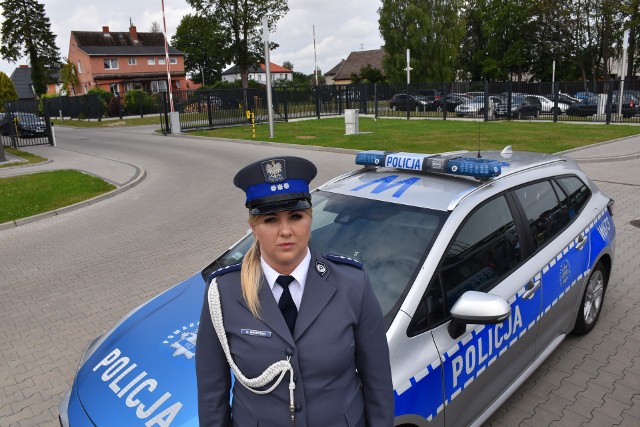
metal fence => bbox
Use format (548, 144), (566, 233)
(158, 79), (640, 133)
(1, 99), (54, 148)
(43, 91), (163, 121)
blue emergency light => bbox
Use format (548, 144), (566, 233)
(355, 150), (502, 179)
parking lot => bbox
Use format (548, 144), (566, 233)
(1, 126), (639, 426)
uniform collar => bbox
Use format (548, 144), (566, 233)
(261, 248), (311, 293)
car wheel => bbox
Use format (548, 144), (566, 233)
(391, 105), (398, 111)
(479, 108), (485, 115)
(572, 261), (606, 335)
(517, 110), (523, 119)
(415, 105), (420, 112)
(534, 109), (540, 118)
(436, 105), (443, 113)
(551, 107), (561, 115)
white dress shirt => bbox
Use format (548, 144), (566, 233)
(261, 248), (311, 310)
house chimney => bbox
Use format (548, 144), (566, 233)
(129, 25), (138, 42)
(102, 26), (110, 33)
(19, 64), (29, 69)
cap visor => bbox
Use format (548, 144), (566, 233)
(249, 199), (311, 215)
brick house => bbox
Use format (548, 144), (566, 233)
(221, 62), (293, 84)
(67, 25), (186, 95)
(10, 65), (63, 99)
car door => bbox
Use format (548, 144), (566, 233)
(511, 179), (591, 355)
(425, 195), (542, 427)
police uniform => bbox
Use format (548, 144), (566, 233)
(195, 156), (394, 426)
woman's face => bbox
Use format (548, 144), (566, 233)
(251, 210), (312, 275)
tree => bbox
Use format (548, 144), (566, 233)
(0, 0), (61, 96)
(0, 71), (18, 106)
(172, 14), (231, 85)
(351, 64), (386, 84)
(150, 21), (162, 33)
(282, 60), (294, 70)
(187, 0), (289, 89)
(60, 60), (79, 95)
(379, 0), (465, 83)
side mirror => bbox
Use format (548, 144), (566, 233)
(448, 291), (511, 339)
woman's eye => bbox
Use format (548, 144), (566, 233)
(290, 213), (303, 220)
(264, 217), (277, 223)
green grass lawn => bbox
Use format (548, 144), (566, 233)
(191, 117), (640, 154)
(52, 115), (162, 127)
(0, 170), (116, 223)
(0, 147), (48, 168)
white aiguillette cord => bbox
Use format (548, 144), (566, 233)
(208, 278), (296, 426)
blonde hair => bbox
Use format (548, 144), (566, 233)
(241, 209), (312, 318)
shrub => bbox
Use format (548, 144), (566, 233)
(124, 90), (154, 115)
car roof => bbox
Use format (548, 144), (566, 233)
(318, 150), (567, 212)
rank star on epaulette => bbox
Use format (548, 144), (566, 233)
(262, 159), (286, 183)
(316, 260), (327, 276)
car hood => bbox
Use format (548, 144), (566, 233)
(75, 272), (207, 427)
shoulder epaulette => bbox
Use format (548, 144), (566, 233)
(208, 263), (241, 282)
(325, 254), (363, 269)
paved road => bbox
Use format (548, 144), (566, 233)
(0, 126), (639, 426)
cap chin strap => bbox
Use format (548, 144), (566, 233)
(208, 278), (296, 426)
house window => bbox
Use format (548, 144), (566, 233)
(128, 58), (137, 65)
(151, 80), (168, 93)
(158, 57), (166, 65)
(77, 61), (82, 73)
(148, 58), (155, 65)
(110, 83), (119, 94)
(104, 59), (119, 69)
(170, 57), (177, 64)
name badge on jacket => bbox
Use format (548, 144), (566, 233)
(241, 329), (272, 338)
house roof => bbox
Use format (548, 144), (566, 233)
(325, 60), (345, 77)
(222, 62), (292, 75)
(72, 29), (183, 56)
(332, 49), (385, 81)
(9, 66), (36, 99)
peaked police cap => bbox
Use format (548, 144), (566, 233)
(233, 156), (317, 215)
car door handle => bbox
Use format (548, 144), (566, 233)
(576, 234), (588, 250)
(522, 278), (541, 300)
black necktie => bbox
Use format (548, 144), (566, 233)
(276, 275), (297, 334)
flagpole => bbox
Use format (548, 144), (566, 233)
(313, 25), (318, 86)
(161, 0), (174, 113)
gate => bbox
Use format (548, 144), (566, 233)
(1, 99), (54, 148)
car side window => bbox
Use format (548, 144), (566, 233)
(514, 180), (570, 250)
(557, 176), (591, 215)
(409, 196), (522, 335)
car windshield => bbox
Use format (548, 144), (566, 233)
(204, 190), (447, 328)
(468, 96), (485, 103)
(412, 95), (429, 101)
(16, 113), (40, 121)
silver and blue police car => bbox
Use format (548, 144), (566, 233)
(60, 148), (615, 427)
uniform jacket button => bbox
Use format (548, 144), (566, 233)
(286, 347), (295, 356)
(295, 403), (302, 412)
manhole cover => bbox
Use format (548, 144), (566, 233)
(631, 220), (640, 228)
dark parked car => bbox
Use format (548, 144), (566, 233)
(566, 93), (640, 118)
(415, 88), (443, 101)
(495, 95), (542, 119)
(0, 112), (47, 137)
(429, 93), (472, 112)
(389, 94), (433, 111)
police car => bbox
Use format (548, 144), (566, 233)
(60, 148), (615, 427)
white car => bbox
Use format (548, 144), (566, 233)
(455, 96), (503, 117)
(523, 94), (570, 115)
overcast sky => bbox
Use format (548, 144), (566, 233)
(0, 0), (384, 79)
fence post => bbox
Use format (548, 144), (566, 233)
(139, 91), (144, 118)
(97, 95), (102, 122)
(283, 87), (289, 122)
(374, 83), (378, 119)
(605, 82), (612, 125)
(43, 99), (54, 146)
(207, 92), (214, 127)
(553, 81), (559, 123)
(315, 86), (321, 119)
(483, 80), (489, 121)
(443, 85), (448, 120)
(8, 104), (18, 148)
(118, 94), (123, 119)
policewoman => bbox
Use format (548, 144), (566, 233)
(196, 156), (393, 427)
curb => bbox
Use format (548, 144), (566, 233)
(0, 165), (146, 232)
(556, 134), (640, 163)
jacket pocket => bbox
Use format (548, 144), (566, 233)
(232, 403), (258, 427)
(344, 395), (366, 427)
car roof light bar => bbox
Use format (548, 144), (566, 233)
(355, 150), (502, 179)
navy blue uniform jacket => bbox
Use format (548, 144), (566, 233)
(196, 248), (394, 426)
